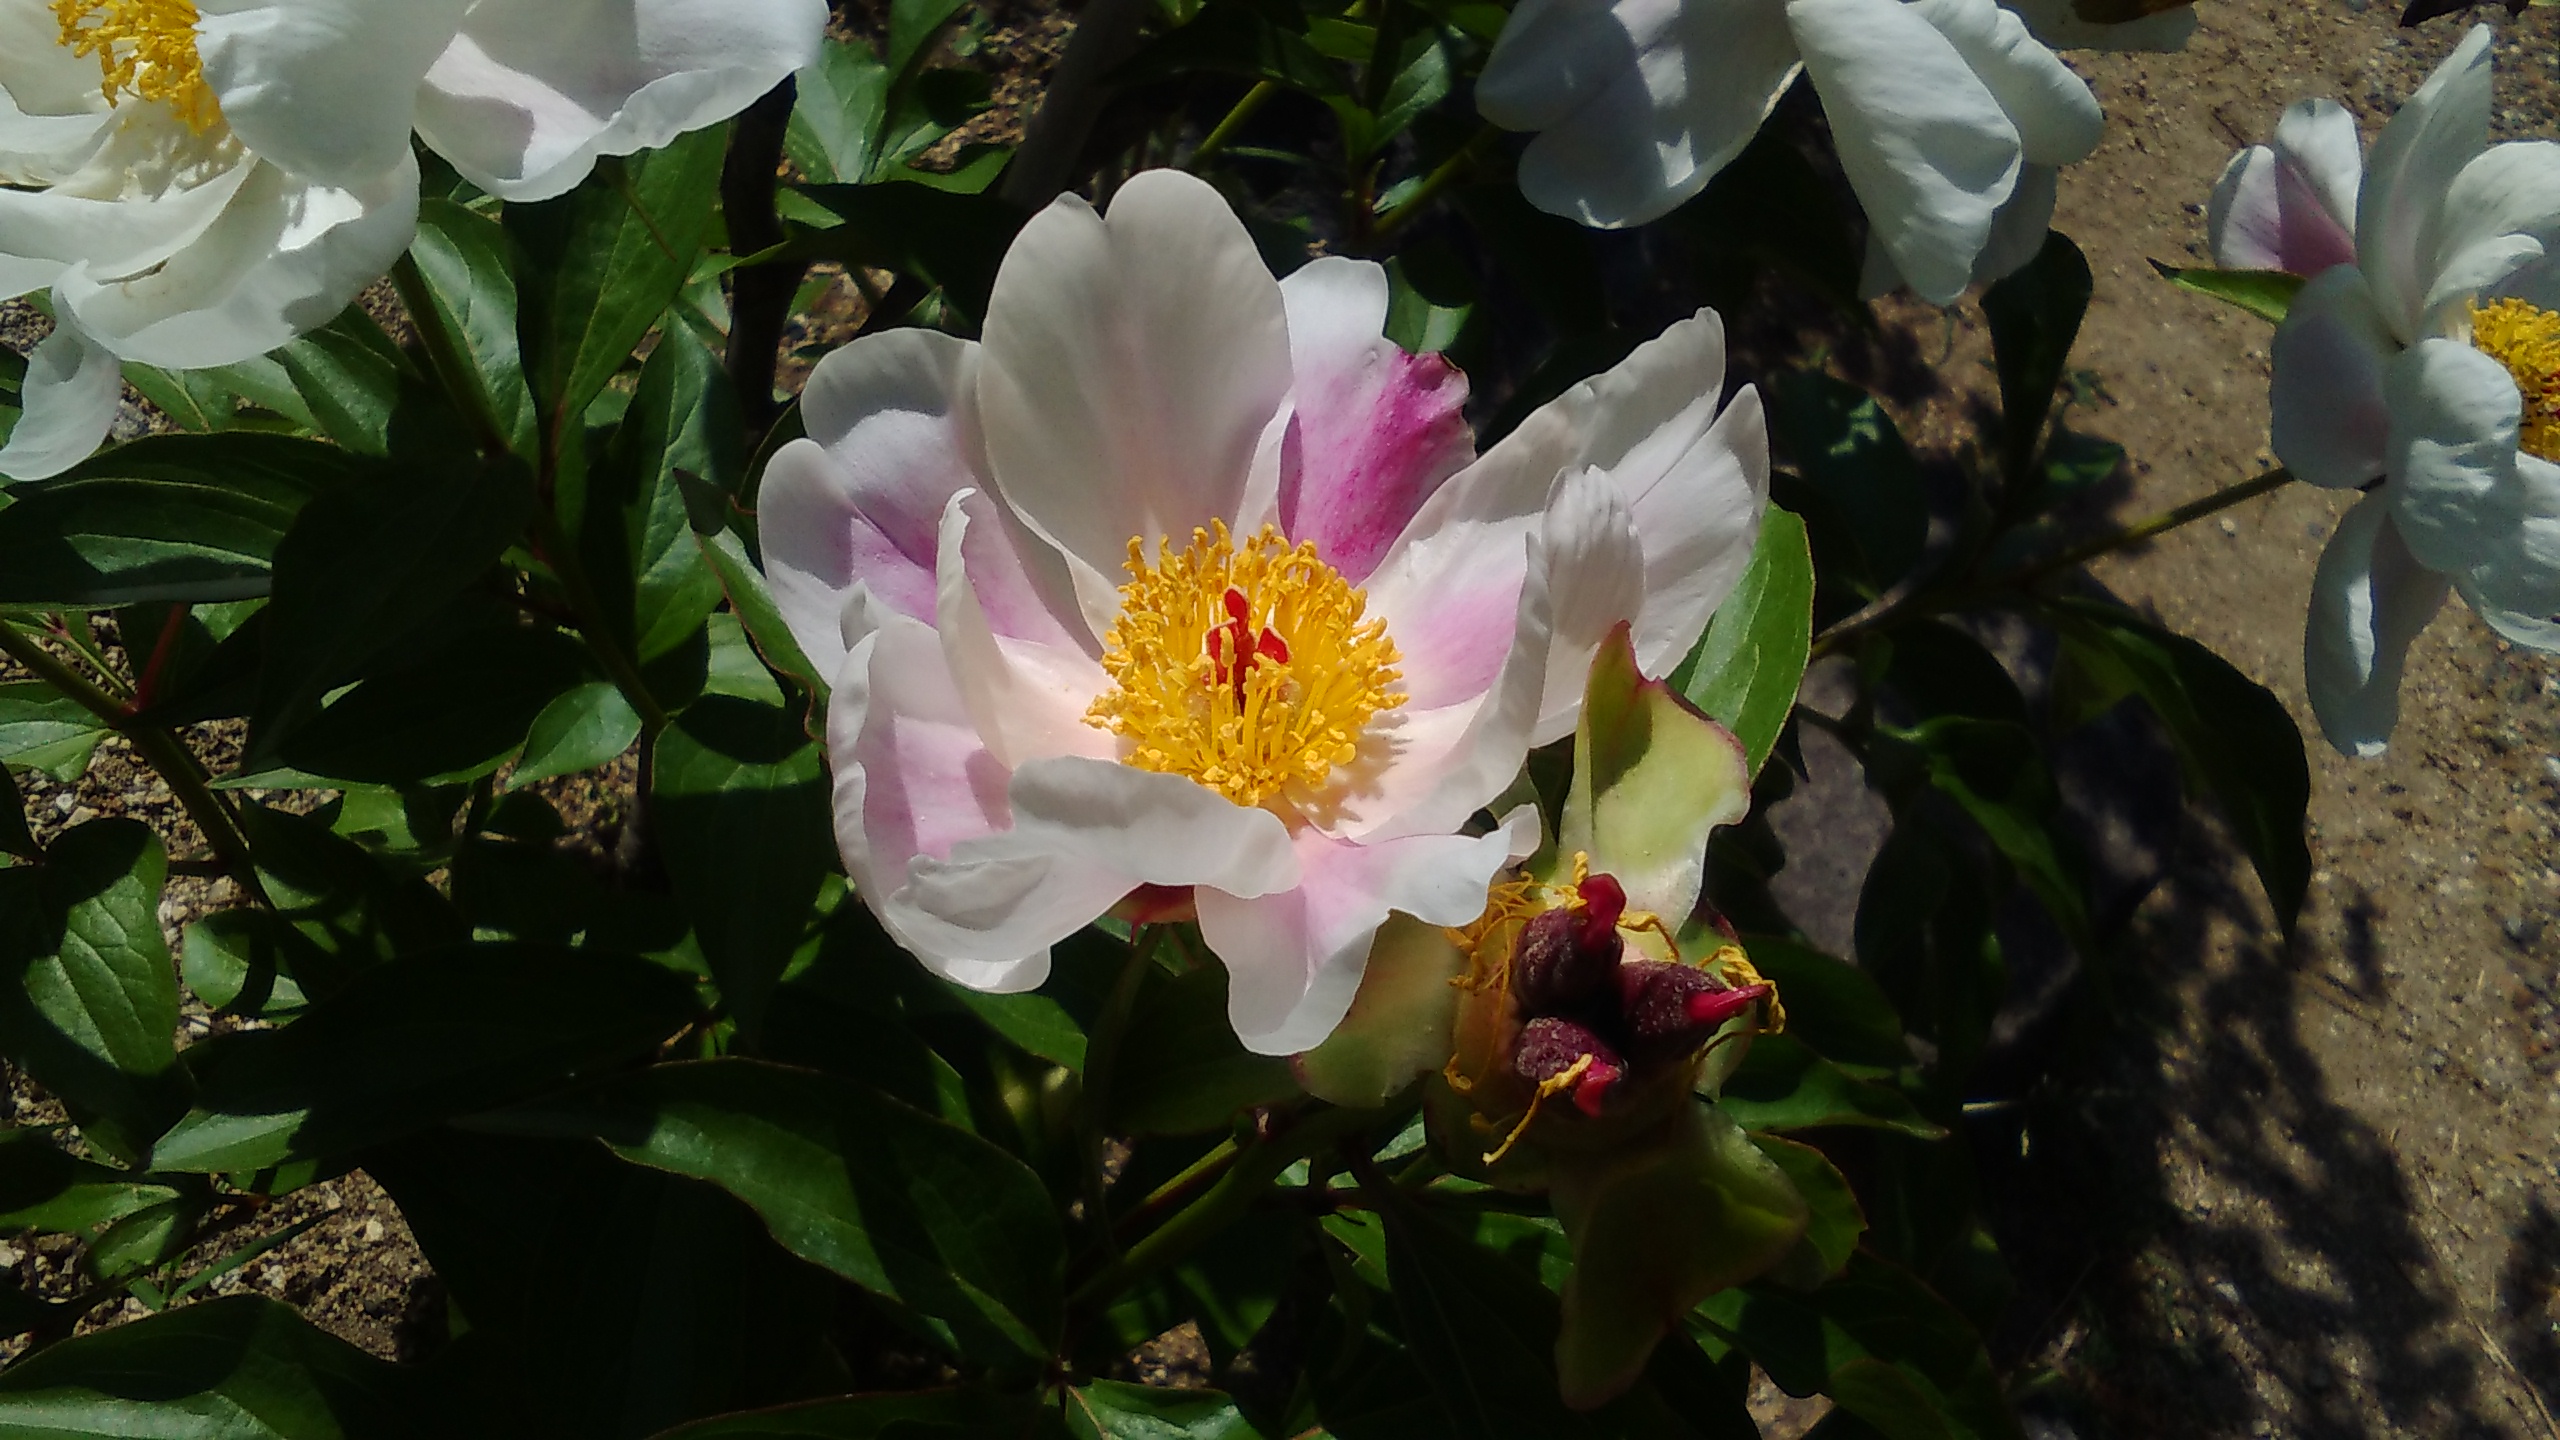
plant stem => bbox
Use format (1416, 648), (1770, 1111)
(0, 623), (267, 904)
(1372, 125), (1500, 239)
(720, 78), (802, 437)
(1000, 0), (1155, 208)
(1076, 928), (1162, 1252)
(525, 509), (671, 736)
(1190, 82), (1276, 166)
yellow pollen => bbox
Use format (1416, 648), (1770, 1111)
(1086, 522), (1404, 809)
(2472, 297), (2560, 463)
(53, 0), (217, 132)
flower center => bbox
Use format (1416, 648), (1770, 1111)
(2472, 297), (2560, 463)
(53, 0), (217, 132)
(1085, 521), (1404, 809)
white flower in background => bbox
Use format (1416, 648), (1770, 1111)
(0, 0), (825, 480)
(2209, 26), (2560, 756)
(760, 169), (1769, 1056)
(1474, 0), (2119, 303)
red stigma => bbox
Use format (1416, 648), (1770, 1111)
(1683, 982), (1771, 1029)
(1575, 873), (1626, 944)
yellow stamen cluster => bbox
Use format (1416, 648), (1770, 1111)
(2472, 297), (2560, 463)
(1086, 522), (1404, 809)
(54, 0), (217, 132)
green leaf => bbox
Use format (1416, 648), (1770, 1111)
(1717, 1036), (1944, 1139)
(273, 619), (589, 786)
(1562, 622), (1753, 926)
(482, 1057), (1066, 1367)
(2150, 261), (2304, 324)
(1111, 1), (1343, 93)
(1109, 965), (1299, 1136)
(1877, 717), (2092, 956)
(511, 129), (728, 437)
(235, 802), (464, 978)
(407, 197), (540, 458)
(585, 324), (738, 663)
(1980, 232), (2092, 487)
(147, 944), (703, 1173)
(696, 527), (831, 700)
(0, 435), (355, 605)
(1548, 1105), (1807, 1408)
(124, 354), (316, 434)
(2046, 599), (2311, 932)
(785, 36), (893, 184)
(783, 184), (1028, 327)
(271, 307), (412, 453)
(254, 450), (536, 748)
(180, 911), (311, 1020)
(1750, 1135), (1864, 1285)
(1731, 936), (1908, 1072)
(1766, 373), (1927, 597)
(0, 765), (33, 859)
(0, 1127), (180, 1233)
(1371, 1184), (1595, 1439)
(0, 682), (109, 784)
(1670, 508), (1813, 776)
(0, 819), (178, 1166)
(653, 696), (834, 1044)
(508, 680), (642, 790)
(0, 1294), (459, 1438)
(1067, 1381), (1259, 1440)
(1698, 1255), (2024, 1440)
(644, 1388), (1039, 1439)
(88, 1192), (199, 1278)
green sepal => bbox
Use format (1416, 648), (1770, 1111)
(1557, 622), (1751, 923)
(2149, 260), (2305, 323)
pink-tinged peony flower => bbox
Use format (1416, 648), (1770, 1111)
(2208, 26), (2560, 756)
(759, 169), (1768, 1054)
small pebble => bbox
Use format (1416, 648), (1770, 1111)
(361, 1219), (384, 1244)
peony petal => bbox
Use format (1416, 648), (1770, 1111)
(1862, 162), (2058, 297)
(828, 618), (1053, 992)
(1536, 468), (1649, 744)
(1909, 0), (2100, 167)
(1491, 0), (1802, 229)
(933, 493), (1117, 771)
(2420, 141), (2560, 320)
(414, 0), (827, 202)
(2357, 23), (2492, 341)
(2381, 337), (2521, 579)
(0, 112), (258, 293)
(2207, 98), (2360, 276)
(0, 6), (113, 121)
(976, 169), (1295, 623)
(194, 0), (472, 191)
(1999, 0), (2196, 52)
(1790, 0), (2022, 305)
(2301, 494), (2450, 759)
(999, 755), (1300, 898)
(2454, 450), (2560, 623)
(0, 319), (121, 481)
(1197, 808), (1537, 1056)
(1274, 256), (1475, 584)
(55, 154), (419, 370)
(2268, 265), (2394, 489)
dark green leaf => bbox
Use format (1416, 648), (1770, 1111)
(508, 680), (642, 790)
(0, 681), (109, 784)
(124, 354), (316, 434)
(0, 1294), (461, 1438)
(786, 37), (893, 184)
(408, 198), (539, 457)
(482, 1057), (1065, 1367)
(1980, 232), (2091, 487)
(784, 184), (1027, 328)
(2046, 599), (2311, 932)
(88, 1192), (197, 1277)
(1110, 965), (1298, 1136)
(1717, 1036), (1943, 1139)
(1751, 1136), (1864, 1284)
(271, 307), (412, 454)
(512, 129), (728, 436)
(2149, 261), (2303, 323)
(585, 324), (738, 662)
(1877, 717), (2092, 955)
(1371, 1187), (1594, 1439)
(274, 619), (588, 786)
(1766, 373), (1927, 595)
(180, 911), (311, 1020)
(0, 1127), (180, 1232)
(645, 1387), (1039, 1439)
(1874, 622), (2028, 729)
(1111, 1), (1343, 92)
(1734, 936), (1907, 1071)
(1068, 1382), (1258, 1440)
(0, 819), (178, 1165)
(148, 944), (702, 1173)
(1672, 507), (1813, 775)
(0, 435), (355, 605)
(0, 764), (32, 860)
(696, 528), (831, 700)
(653, 696), (833, 1045)
(235, 802), (464, 977)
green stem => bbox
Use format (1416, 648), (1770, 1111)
(526, 509), (672, 735)
(1068, 1105), (1383, 1310)
(1076, 927), (1162, 1251)
(1372, 125), (1501, 238)
(0, 624), (267, 904)
(1813, 465), (2295, 658)
(1191, 82), (1276, 166)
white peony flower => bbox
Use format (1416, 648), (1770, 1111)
(2210, 26), (2560, 756)
(1473, 0), (2114, 303)
(759, 169), (1770, 1056)
(0, 0), (825, 480)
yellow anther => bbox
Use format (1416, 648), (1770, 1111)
(54, 0), (217, 132)
(1086, 522), (1404, 809)
(2472, 297), (2560, 463)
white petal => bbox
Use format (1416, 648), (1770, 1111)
(2268, 265), (2394, 489)
(976, 169), (1295, 622)
(2420, 141), (2560, 319)
(1197, 807), (1538, 1056)
(1909, 0), (2100, 167)
(2454, 450), (2560, 622)
(0, 6), (111, 120)
(828, 618), (1054, 992)
(57, 154), (418, 370)
(999, 756), (1300, 898)
(1999, 0), (2195, 52)
(1861, 163), (2057, 298)
(2207, 99), (2361, 275)
(195, 0), (473, 191)
(0, 319), (120, 481)
(1494, 0), (1802, 229)
(933, 492), (1116, 771)
(414, 0), (827, 202)
(2358, 23), (2492, 341)
(0, 114), (257, 292)
(2302, 495), (2449, 759)
(1536, 468), (1649, 744)
(2381, 337), (2521, 579)
(1791, 0), (2022, 305)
